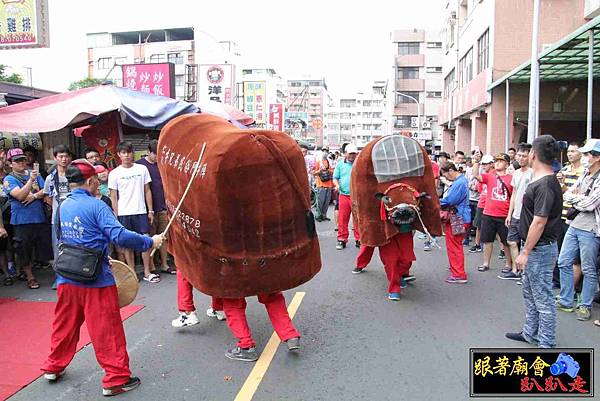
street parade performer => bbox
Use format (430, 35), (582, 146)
(351, 135), (442, 300)
(42, 159), (165, 397)
(158, 114), (321, 362)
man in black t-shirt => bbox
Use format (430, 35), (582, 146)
(506, 135), (562, 348)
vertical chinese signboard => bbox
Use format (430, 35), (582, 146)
(121, 63), (175, 98)
(243, 81), (266, 125)
(0, 0), (50, 49)
(198, 64), (234, 105)
(269, 104), (283, 131)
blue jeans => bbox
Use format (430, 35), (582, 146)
(558, 226), (600, 308)
(521, 243), (558, 348)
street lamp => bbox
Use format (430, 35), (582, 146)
(396, 92), (421, 139)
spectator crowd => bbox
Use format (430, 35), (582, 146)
(304, 134), (600, 339)
(0, 140), (174, 290)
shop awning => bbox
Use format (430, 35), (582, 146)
(0, 85), (199, 133)
(489, 15), (600, 90)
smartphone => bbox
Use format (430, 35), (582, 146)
(33, 162), (39, 172)
(557, 141), (569, 151)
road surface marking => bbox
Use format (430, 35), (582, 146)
(234, 291), (306, 401)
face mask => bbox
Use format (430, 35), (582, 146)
(582, 156), (590, 168)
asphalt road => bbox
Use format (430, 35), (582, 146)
(5, 219), (600, 401)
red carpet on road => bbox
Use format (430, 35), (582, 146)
(0, 297), (143, 401)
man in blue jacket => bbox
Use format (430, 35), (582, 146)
(41, 160), (164, 397)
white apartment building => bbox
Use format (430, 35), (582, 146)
(86, 27), (239, 101)
(389, 29), (444, 148)
(324, 81), (387, 149)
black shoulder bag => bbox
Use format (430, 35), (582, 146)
(53, 200), (103, 283)
(565, 170), (600, 221)
(496, 174), (513, 198)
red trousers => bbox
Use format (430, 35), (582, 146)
(355, 233), (415, 293)
(445, 222), (468, 280)
(42, 284), (131, 388)
(222, 292), (300, 349)
(337, 194), (359, 242)
(177, 269), (223, 312)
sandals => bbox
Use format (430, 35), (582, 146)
(3, 276), (14, 286)
(160, 266), (176, 275)
(143, 273), (161, 283)
(27, 278), (40, 289)
(478, 265), (490, 272)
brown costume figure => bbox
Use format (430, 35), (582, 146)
(351, 135), (442, 300)
(158, 114), (321, 361)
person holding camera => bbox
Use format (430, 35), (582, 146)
(556, 139), (600, 322)
(312, 155), (334, 222)
(41, 160), (164, 396)
(3, 148), (51, 289)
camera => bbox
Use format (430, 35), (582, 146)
(550, 353), (580, 378)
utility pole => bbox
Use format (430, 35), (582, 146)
(527, 0), (541, 143)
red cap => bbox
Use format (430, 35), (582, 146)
(66, 159), (104, 183)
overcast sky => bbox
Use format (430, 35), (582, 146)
(5, 0), (445, 97)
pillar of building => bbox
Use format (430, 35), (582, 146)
(486, 88), (517, 154)
(471, 111), (488, 153)
(442, 128), (455, 152)
(456, 118), (471, 153)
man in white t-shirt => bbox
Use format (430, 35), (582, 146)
(108, 142), (158, 283)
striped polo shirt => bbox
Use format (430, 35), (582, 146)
(561, 164), (585, 219)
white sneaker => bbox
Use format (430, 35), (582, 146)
(171, 311), (199, 328)
(206, 308), (226, 321)
(44, 370), (65, 381)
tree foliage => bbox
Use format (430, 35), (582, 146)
(0, 64), (23, 84)
(68, 77), (104, 91)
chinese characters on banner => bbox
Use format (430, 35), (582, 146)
(0, 0), (49, 48)
(198, 64), (234, 105)
(269, 104), (283, 131)
(0, 132), (42, 150)
(470, 348), (593, 397)
(243, 81), (266, 124)
(121, 63), (175, 98)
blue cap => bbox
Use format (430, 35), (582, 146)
(578, 138), (600, 154)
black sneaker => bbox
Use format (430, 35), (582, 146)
(225, 346), (258, 362)
(286, 337), (301, 351)
(505, 332), (528, 344)
(498, 250), (506, 260)
(498, 271), (521, 280)
(336, 241), (346, 250)
(403, 274), (416, 283)
(468, 245), (482, 253)
(351, 267), (364, 274)
(355, 240), (361, 248)
(102, 377), (141, 397)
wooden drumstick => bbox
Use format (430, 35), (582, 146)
(151, 142), (207, 257)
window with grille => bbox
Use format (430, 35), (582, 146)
(478, 29), (489, 73)
(397, 42), (420, 55)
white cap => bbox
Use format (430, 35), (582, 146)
(481, 154), (494, 164)
(345, 144), (358, 154)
